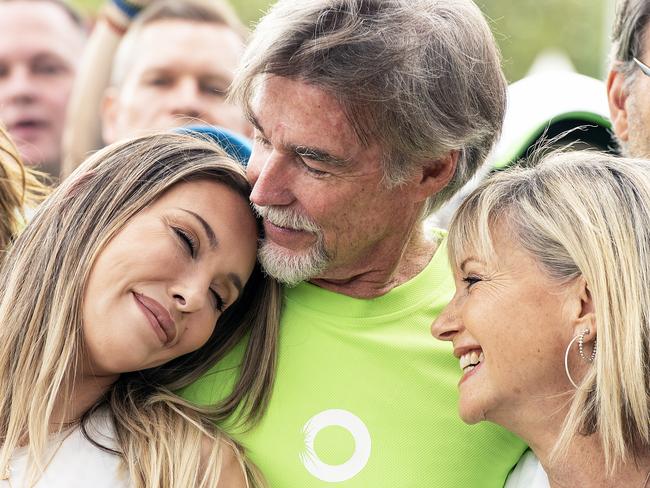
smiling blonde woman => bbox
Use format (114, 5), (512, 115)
(432, 151), (650, 487)
(0, 132), (280, 487)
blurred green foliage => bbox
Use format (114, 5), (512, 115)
(479, 0), (609, 81)
(70, 0), (609, 82)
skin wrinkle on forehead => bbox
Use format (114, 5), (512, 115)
(250, 113), (353, 169)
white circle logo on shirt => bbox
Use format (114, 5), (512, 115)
(299, 409), (371, 483)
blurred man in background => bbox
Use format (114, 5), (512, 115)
(608, 0), (650, 157)
(62, 0), (249, 176)
(0, 0), (86, 178)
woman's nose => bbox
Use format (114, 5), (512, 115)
(171, 281), (207, 313)
(431, 305), (462, 342)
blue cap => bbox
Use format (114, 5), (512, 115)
(176, 125), (252, 166)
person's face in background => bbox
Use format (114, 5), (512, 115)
(101, 19), (250, 144)
(608, 21), (650, 158)
(0, 0), (85, 177)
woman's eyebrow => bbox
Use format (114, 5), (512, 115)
(178, 208), (218, 249)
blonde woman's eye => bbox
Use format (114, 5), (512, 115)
(462, 275), (481, 288)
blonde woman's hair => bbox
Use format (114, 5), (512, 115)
(0, 124), (49, 253)
(0, 132), (281, 487)
(448, 151), (650, 474)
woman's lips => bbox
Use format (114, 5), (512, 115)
(132, 292), (176, 345)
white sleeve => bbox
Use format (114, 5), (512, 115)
(504, 450), (550, 488)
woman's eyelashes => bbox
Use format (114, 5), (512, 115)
(210, 288), (225, 312)
(462, 274), (482, 289)
(173, 226), (198, 258)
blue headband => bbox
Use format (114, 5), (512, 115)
(176, 125), (252, 166)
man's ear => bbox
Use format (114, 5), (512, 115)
(412, 150), (459, 202)
(607, 68), (631, 143)
(100, 87), (119, 145)
(570, 277), (597, 343)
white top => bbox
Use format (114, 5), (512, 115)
(1, 414), (130, 488)
(505, 449), (550, 488)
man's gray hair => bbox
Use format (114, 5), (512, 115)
(610, 0), (650, 83)
(231, 0), (506, 215)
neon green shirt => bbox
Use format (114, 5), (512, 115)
(182, 238), (526, 486)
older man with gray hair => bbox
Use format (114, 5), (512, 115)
(182, 1), (526, 486)
(608, 0), (650, 157)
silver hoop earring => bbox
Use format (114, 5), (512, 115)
(564, 334), (581, 388)
(578, 328), (597, 362)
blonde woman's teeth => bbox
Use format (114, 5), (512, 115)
(459, 351), (484, 373)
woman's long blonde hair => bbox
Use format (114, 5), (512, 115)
(448, 151), (650, 474)
(0, 124), (48, 252)
(0, 132), (281, 487)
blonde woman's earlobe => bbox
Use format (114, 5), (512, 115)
(571, 277), (597, 340)
(569, 276), (597, 342)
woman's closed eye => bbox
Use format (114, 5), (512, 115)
(210, 288), (226, 312)
(172, 226), (226, 312)
(173, 226), (198, 258)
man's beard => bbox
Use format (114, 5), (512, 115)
(253, 204), (332, 286)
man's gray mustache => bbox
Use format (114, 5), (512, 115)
(252, 204), (321, 234)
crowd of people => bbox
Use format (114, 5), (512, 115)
(0, 0), (649, 487)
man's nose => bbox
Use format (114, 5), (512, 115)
(170, 79), (203, 118)
(247, 148), (294, 207)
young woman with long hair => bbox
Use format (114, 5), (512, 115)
(0, 132), (281, 487)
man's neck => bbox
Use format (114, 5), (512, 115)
(310, 224), (440, 299)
